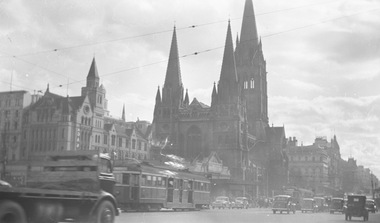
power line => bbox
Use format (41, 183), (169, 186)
(54, 6), (380, 89)
(0, 0), (343, 59)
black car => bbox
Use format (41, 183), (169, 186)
(345, 195), (369, 221)
(365, 199), (377, 213)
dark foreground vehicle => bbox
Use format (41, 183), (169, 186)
(0, 151), (118, 223)
(330, 197), (344, 214)
(345, 195), (369, 221)
(272, 195), (296, 214)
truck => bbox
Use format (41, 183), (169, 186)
(0, 150), (119, 223)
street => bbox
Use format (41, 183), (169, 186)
(115, 208), (380, 223)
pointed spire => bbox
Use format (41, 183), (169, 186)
(46, 83), (50, 93)
(184, 89), (189, 106)
(86, 57), (100, 88)
(87, 57), (99, 79)
(236, 32), (240, 47)
(164, 26), (182, 88)
(220, 20), (238, 83)
(240, 0), (259, 47)
(122, 104), (125, 121)
(211, 82), (218, 107)
(155, 86), (161, 104)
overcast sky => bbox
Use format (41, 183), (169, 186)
(1, 0), (380, 178)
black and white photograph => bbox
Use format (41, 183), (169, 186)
(0, 0), (380, 222)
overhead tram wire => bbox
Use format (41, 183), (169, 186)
(0, 0), (344, 59)
(57, 6), (380, 90)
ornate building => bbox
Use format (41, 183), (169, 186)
(152, 0), (287, 197)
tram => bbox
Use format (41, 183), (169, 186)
(113, 159), (211, 211)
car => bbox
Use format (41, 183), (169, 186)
(300, 198), (314, 213)
(233, 197), (249, 209)
(345, 195), (369, 221)
(0, 180), (12, 188)
(365, 199), (377, 213)
(272, 195), (296, 214)
(313, 197), (326, 212)
(330, 197), (344, 214)
(211, 196), (231, 209)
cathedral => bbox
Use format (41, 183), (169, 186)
(152, 0), (288, 197)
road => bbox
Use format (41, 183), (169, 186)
(115, 208), (380, 223)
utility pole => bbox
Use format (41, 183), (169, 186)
(1, 126), (7, 180)
(371, 171), (374, 199)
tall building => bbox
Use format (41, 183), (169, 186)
(152, 0), (286, 197)
(0, 91), (33, 162)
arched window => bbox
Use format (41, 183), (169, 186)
(250, 78), (254, 88)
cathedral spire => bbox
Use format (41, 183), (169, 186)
(155, 86), (161, 104)
(217, 20), (238, 103)
(240, 0), (259, 48)
(220, 21), (237, 83)
(184, 89), (189, 106)
(122, 104), (125, 121)
(164, 26), (182, 88)
(211, 82), (218, 107)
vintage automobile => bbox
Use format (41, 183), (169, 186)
(313, 196), (327, 212)
(345, 195), (369, 221)
(330, 197), (344, 214)
(232, 197), (249, 209)
(300, 198), (314, 213)
(272, 195), (296, 214)
(365, 199), (377, 213)
(211, 196), (231, 209)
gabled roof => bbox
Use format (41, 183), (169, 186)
(189, 98), (210, 109)
(69, 96), (86, 111)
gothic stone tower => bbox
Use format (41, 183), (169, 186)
(211, 21), (249, 180)
(235, 0), (269, 140)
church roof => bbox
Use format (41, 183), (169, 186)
(189, 98), (210, 109)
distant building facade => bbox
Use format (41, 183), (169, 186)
(0, 91), (33, 161)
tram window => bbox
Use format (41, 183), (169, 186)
(168, 178), (174, 188)
(157, 177), (162, 186)
(173, 179), (178, 188)
(200, 182), (204, 191)
(122, 173), (130, 185)
(152, 176), (157, 186)
(141, 175), (147, 186)
(162, 177), (166, 187)
(131, 174), (139, 186)
(147, 175), (152, 186)
(115, 173), (122, 184)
